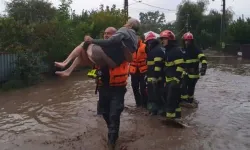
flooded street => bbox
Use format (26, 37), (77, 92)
(0, 51), (250, 150)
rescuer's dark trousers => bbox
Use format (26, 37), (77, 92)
(131, 73), (147, 108)
(181, 76), (198, 103)
(98, 86), (126, 144)
(187, 77), (198, 103)
(165, 81), (181, 119)
(97, 99), (101, 115)
(147, 81), (165, 115)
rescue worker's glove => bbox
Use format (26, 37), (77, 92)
(200, 64), (207, 76)
(83, 41), (92, 50)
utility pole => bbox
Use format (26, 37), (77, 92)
(124, 0), (128, 22)
(221, 0), (226, 49)
(185, 14), (190, 32)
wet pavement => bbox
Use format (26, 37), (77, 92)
(0, 51), (250, 150)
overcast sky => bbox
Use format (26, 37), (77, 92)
(1, 0), (250, 21)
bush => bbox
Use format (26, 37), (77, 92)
(1, 50), (45, 90)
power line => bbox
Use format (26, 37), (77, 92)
(132, 0), (176, 12)
(176, 28), (185, 36)
(129, 7), (176, 13)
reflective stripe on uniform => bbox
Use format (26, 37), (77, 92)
(147, 77), (157, 82)
(165, 59), (184, 67)
(165, 61), (174, 66)
(154, 66), (161, 71)
(202, 60), (207, 64)
(175, 107), (181, 112)
(166, 112), (176, 118)
(147, 61), (155, 65)
(188, 74), (200, 79)
(176, 66), (184, 72)
(198, 53), (205, 59)
(186, 59), (199, 63)
(154, 57), (163, 61)
(165, 77), (180, 83)
(181, 95), (188, 100)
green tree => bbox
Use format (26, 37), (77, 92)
(198, 9), (233, 46)
(139, 11), (166, 33)
(89, 4), (125, 38)
(0, 17), (33, 52)
(175, 0), (234, 48)
(176, 0), (208, 35)
(6, 0), (56, 24)
(56, 0), (72, 21)
(227, 17), (250, 44)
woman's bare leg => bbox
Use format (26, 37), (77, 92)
(54, 43), (84, 69)
(55, 57), (82, 77)
(55, 49), (93, 77)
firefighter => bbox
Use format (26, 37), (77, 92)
(144, 32), (165, 115)
(96, 61), (129, 149)
(87, 27), (117, 115)
(88, 57), (129, 149)
(88, 28), (129, 150)
(180, 32), (207, 107)
(129, 36), (148, 108)
(160, 30), (186, 121)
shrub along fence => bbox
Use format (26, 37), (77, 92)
(0, 52), (48, 84)
(0, 52), (17, 83)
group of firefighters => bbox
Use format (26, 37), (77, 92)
(130, 30), (207, 116)
(86, 27), (207, 149)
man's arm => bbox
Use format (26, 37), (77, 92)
(91, 32), (125, 47)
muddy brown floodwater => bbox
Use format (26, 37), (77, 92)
(0, 51), (250, 150)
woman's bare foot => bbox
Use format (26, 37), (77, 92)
(55, 71), (70, 77)
(54, 62), (67, 69)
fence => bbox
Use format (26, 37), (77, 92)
(0, 53), (17, 83)
(0, 52), (49, 83)
(224, 44), (250, 58)
(240, 44), (250, 59)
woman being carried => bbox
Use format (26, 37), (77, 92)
(54, 18), (140, 77)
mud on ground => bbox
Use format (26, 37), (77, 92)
(0, 52), (250, 150)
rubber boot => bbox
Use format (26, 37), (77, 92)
(108, 133), (117, 150)
(108, 143), (115, 150)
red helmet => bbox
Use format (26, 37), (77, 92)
(145, 32), (157, 42)
(160, 30), (175, 40)
(183, 32), (194, 40)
